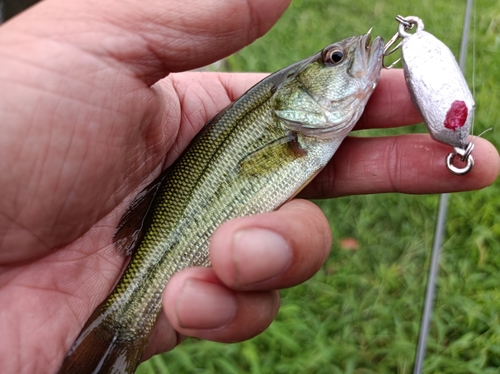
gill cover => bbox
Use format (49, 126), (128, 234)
(272, 32), (384, 138)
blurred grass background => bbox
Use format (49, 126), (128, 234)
(138, 0), (500, 373)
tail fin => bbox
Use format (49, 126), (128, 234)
(56, 304), (146, 374)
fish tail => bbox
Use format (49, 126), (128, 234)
(56, 304), (144, 374)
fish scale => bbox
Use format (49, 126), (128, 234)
(57, 32), (384, 373)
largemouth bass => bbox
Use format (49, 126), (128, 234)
(57, 31), (384, 373)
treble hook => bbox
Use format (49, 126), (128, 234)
(382, 15), (424, 69)
(382, 33), (403, 69)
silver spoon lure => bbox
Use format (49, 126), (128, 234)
(384, 15), (475, 175)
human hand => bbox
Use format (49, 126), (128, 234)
(0, 0), (498, 373)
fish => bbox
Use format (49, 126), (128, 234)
(56, 31), (384, 374)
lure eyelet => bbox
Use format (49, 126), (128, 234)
(446, 143), (474, 175)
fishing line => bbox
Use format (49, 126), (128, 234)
(472, 0), (477, 102)
(413, 1), (474, 373)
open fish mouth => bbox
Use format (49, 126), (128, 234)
(362, 29), (384, 62)
(359, 29), (384, 84)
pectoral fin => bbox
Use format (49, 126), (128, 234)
(237, 133), (306, 178)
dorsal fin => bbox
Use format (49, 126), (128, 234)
(113, 173), (166, 256)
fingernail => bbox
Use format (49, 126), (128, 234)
(232, 228), (291, 287)
(176, 279), (237, 329)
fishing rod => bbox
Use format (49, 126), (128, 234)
(413, 1), (475, 372)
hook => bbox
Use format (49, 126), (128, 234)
(382, 15), (425, 69)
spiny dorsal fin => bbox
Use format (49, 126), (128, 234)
(113, 173), (166, 256)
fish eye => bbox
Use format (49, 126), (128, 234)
(324, 48), (345, 65)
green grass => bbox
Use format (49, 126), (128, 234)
(137, 0), (500, 372)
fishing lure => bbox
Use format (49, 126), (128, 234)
(384, 15), (475, 175)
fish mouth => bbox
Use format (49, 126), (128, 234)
(361, 29), (384, 64)
(357, 29), (384, 83)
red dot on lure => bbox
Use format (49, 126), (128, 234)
(444, 100), (468, 131)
